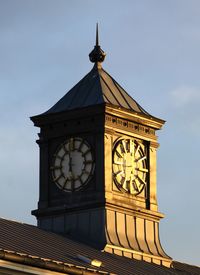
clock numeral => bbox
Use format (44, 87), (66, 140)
(134, 176), (146, 193)
(70, 178), (75, 192)
(114, 160), (123, 165)
(68, 170), (76, 180)
(50, 165), (62, 170)
(137, 175), (146, 185)
(130, 140), (134, 155)
(130, 180), (137, 195)
(84, 160), (93, 164)
(63, 145), (69, 154)
(62, 179), (68, 190)
(82, 149), (91, 156)
(136, 182), (144, 193)
(57, 182), (64, 190)
(121, 140), (127, 153)
(116, 147), (123, 158)
(77, 176), (83, 185)
(69, 138), (74, 151)
(53, 173), (64, 182)
(121, 177), (128, 191)
(78, 139), (84, 152)
(135, 143), (141, 157)
(115, 170), (124, 181)
(115, 170), (123, 176)
(83, 170), (90, 175)
(137, 155), (146, 162)
(54, 155), (63, 160)
(136, 167), (148, 173)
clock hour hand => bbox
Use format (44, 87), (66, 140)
(68, 170), (74, 181)
(69, 156), (72, 172)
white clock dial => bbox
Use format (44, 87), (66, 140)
(51, 137), (95, 192)
(113, 138), (148, 195)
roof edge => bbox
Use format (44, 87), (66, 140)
(0, 249), (113, 275)
(30, 104), (106, 127)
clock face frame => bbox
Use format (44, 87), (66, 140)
(112, 138), (149, 195)
(51, 137), (95, 192)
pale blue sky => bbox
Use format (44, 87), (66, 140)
(0, 0), (199, 266)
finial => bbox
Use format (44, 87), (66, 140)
(89, 23), (106, 65)
(96, 23), (99, 46)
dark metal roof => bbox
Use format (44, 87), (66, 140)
(42, 26), (151, 118)
(44, 64), (150, 116)
(0, 217), (199, 275)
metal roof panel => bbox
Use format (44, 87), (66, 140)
(43, 65), (151, 118)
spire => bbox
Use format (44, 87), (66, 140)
(96, 23), (99, 46)
(89, 23), (106, 66)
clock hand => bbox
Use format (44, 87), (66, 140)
(68, 140), (73, 172)
(69, 156), (72, 172)
(68, 154), (75, 182)
(68, 142), (74, 180)
(68, 170), (74, 181)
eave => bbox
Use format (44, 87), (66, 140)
(0, 249), (113, 275)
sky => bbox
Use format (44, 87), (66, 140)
(0, 0), (199, 266)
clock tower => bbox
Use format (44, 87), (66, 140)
(31, 26), (172, 267)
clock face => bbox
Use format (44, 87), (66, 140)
(51, 137), (95, 192)
(113, 138), (148, 195)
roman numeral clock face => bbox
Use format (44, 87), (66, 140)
(51, 137), (95, 192)
(113, 138), (149, 195)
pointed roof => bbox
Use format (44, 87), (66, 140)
(42, 25), (151, 117)
(45, 64), (150, 116)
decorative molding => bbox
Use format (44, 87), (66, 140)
(105, 105), (165, 130)
(105, 114), (156, 138)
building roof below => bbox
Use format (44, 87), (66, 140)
(0, 218), (199, 275)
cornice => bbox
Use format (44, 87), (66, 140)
(105, 105), (165, 130)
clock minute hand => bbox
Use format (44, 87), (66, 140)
(68, 155), (75, 181)
(68, 145), (73, 178)
(68, 143), (72, 171)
